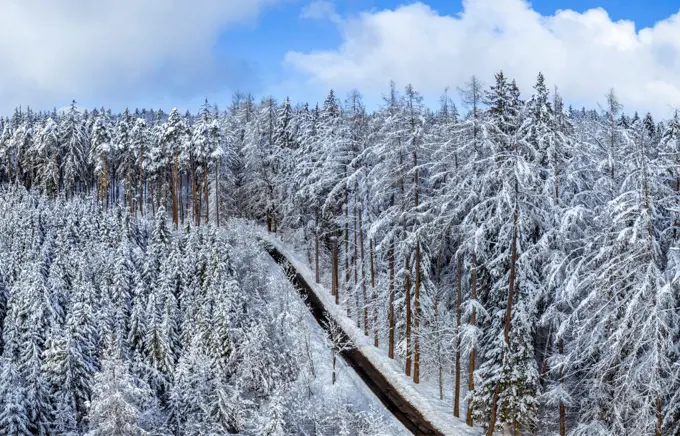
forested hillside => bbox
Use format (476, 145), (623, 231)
(1, 70), (679, 435)
(0, 190), (396, 435)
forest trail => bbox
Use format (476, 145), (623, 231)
(259, 234), (481, 436)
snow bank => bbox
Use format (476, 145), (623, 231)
(259, 231), (482, 436)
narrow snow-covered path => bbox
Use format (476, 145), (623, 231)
(259, 232), (482, 436)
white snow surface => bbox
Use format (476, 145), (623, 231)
(259, 231), (483, 436)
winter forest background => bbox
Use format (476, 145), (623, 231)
(1, 70), (680, 435)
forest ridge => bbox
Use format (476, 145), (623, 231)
(1, 70), (678, 435)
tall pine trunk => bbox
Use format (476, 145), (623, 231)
(413, 241), (421, 383)
(388, 242), (395, 359)
(359, 203), (368, 336)
(333, 237), (340, 305)
(371, 239), (378, 347)
(203, 166), (209, 224)
(405, 253), (412, 377)
(466, 247), (478, 427)
(315, 209), (320, 283)
(455, 253), (462, 418)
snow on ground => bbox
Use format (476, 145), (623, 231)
(261, 240), (407, 435)
(259, 230), (483, 436)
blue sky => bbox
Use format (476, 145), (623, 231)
(206, 0), (680, 114)
(3, 0), (680, 117)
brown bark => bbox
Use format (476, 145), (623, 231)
(191, 157), (198, 226)
(332, 350), (337, 385)
(345, 199), (350, 315)
(203, 167), (209, 224)
(388, 242), (395, 359)
(179, 171), (184, 226)
(405, 254), (412, 377)
(315, 209), (320, 283)
(333, 238), (340, 305)
(354, 202), (360, 328)
(359, 204), (368, 336)
(171, 151), (179, 229)
(455, 253), (462, 418)
(486, 384), (501, 436)
(413, 241), (421, 384)
(559, 337), (566, 436)
(466, 248), (478, 427)
(435, 295), (444, 401)
(656, 398), (662, 436)
(215, 156), (220, 227)
(371, 239), (378, 347)
(331, 237), (337, 298)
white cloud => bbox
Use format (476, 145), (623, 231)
(301, 1), (341, 23)
(0, 0), (281, 113)
(285, 0), (680, 117)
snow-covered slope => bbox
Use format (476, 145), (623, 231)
(259, 231), (483, 436)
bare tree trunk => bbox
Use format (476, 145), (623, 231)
(179, 171), (184, 226)
(656, 398), (662, 436)
(405, 253), (412, 377)
(315, 209), (320, 283)
(434, 292), (442, 400)
(559, 337), (566, 436)
(455, 253), (462, 418)
(171, 151), (179, 229)
(332, 350), (337, 385)
(413, 241), (421, 384)
(215, 156), (220, 227)
(354, 202), (360, 328)
(371, 239), (378, 347)
(204, 167), (209, 224)
(388, 241), (395, 359)
(359, 204), (368, 336)
(333, 237), (340, 305)
(191, 157), (198, 226)
(466, 248), (478, 427)
(345, 196), (350, 316)
(486, 384), (502, 436)
(490, 198), (520, 434)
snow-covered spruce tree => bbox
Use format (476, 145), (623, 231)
(565, 108), (676, 435)
(468, 72), (542, 434)
(86, 341), (163, 436)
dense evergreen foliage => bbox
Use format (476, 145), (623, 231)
(1, 71), (679, 434)
(0, 189), (393, 435)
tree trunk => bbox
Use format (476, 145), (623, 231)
(466, 249), (478, 427)
(388, 241), (395, 359)
(504, 201), (519, 345)
(354, 203), (360, 328)
(413, 241), (421, 384)
(171, 151), (179, 229)
(333, 238), (340, 305)
(486, 383), (502, 436)
(434, 292), (442, 400)
(315, 209), (320, 283)
(559, 337), (566, 436)
(405, 253), (412, 377)
(656, 398), (662, 436)
(371, 239), (378, 347)
(359, 204), (368, 336)
(215, 156), (220, 227)
(455, 253), (462, 418)
(345, 199), (350, 315)
(179, 171), (184, 226)
(332, 350), (336, 385)
(191, 157), (198, 226)
(204, 167), (209, 224)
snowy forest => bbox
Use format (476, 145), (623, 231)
(1, 70), (680, 435)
